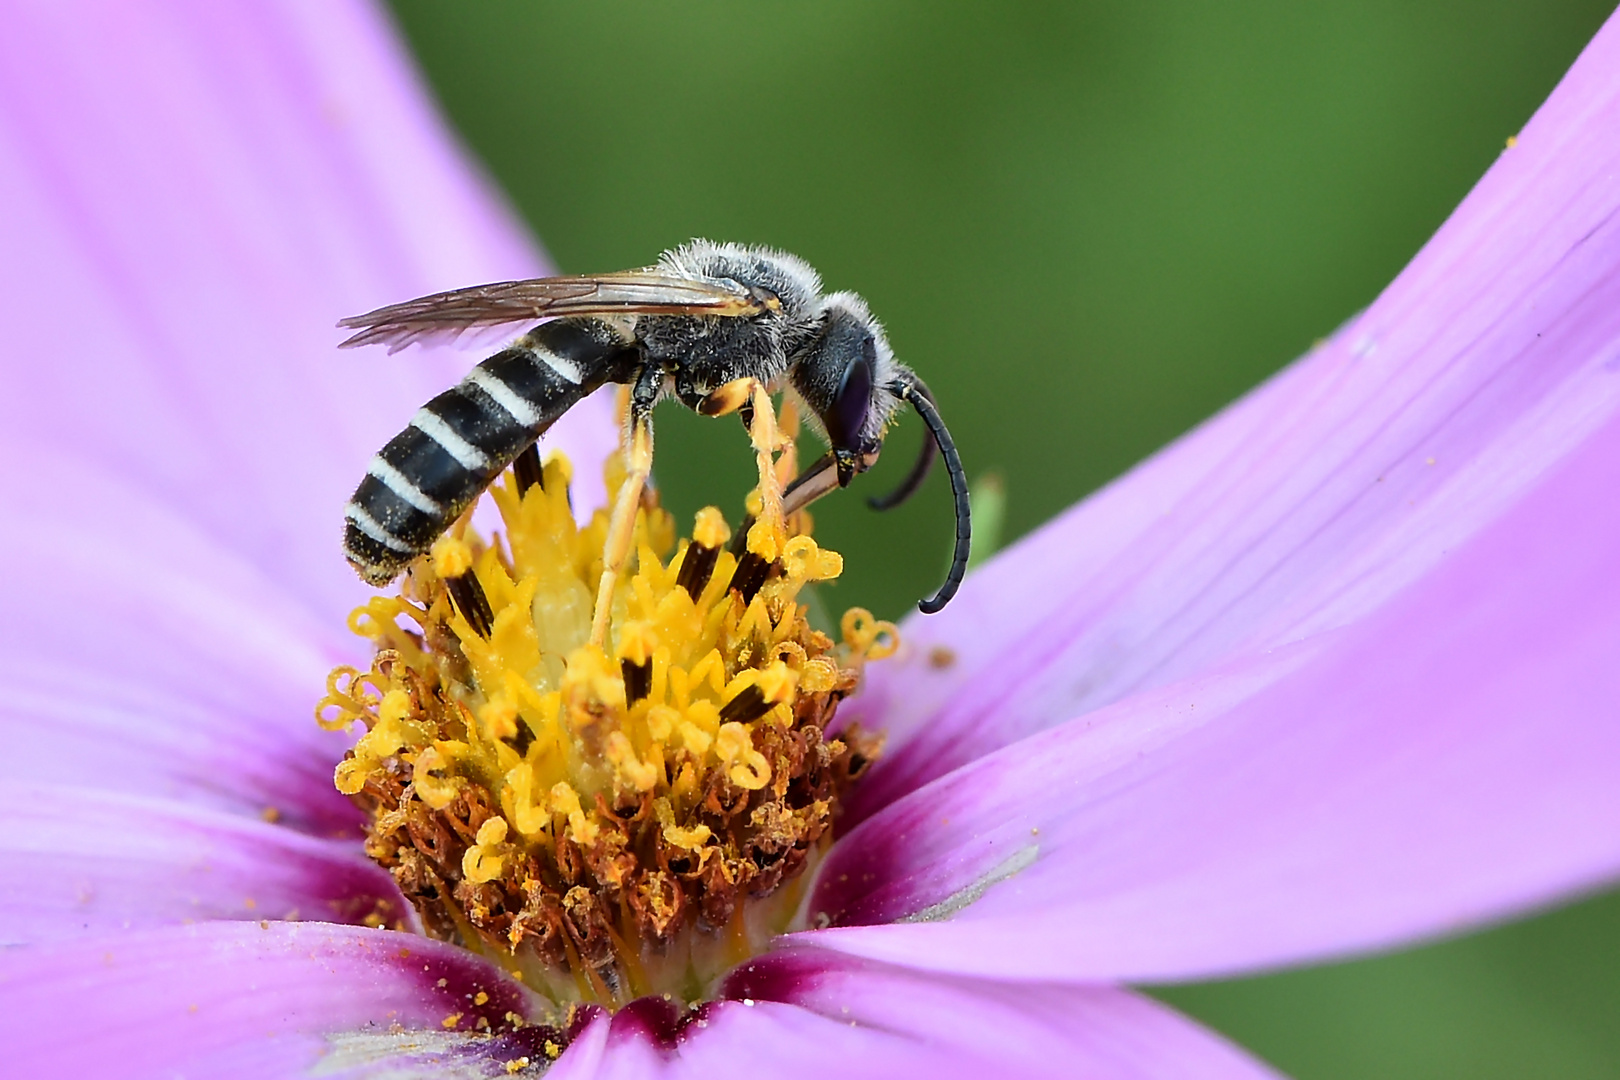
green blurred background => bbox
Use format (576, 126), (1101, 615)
(387, 2), (1619, 1075)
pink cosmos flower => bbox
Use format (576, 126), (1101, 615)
(3, 3), (1619, 1077)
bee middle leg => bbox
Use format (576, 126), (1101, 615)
(590, 367), (661, 649)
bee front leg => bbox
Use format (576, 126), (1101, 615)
(744, 382), (786, 541)
(590, 368), (660, 649)
(700, 378), (791, 556)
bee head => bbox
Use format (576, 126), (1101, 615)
(787, 293), (971, 614)
(789, 293), (904, 486)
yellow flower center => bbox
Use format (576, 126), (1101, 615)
(317, 405), (893, 1010)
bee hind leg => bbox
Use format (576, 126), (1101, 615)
(589, 369), (660, 649)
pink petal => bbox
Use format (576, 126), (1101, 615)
(808, 397), (1620, 981)
(0, 0), (619, 836)
(845, 10), (1620, 819)
(0, 1), (616, 625)
(0, 922), (555, 1080)
(0, 457), (360, 834)
(0, 930), (1271, 1079)
(0, 784), (407, 944)
(583, 948), (1275, 1078)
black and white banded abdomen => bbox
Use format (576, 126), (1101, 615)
(344, 320), (625, 584)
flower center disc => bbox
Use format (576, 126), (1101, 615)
(318, 440), (892, 1010)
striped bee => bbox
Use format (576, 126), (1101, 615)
(338, 240), (969, 631)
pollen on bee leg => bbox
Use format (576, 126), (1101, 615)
(322, 443), (891, 1014)
(745, 382), (787, 538)
(714, 389), (805, 609)
(694, 377), (756, 418)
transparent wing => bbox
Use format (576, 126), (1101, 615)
(337, 270), (776, 352)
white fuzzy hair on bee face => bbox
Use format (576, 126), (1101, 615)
(817, 290), (907, 441)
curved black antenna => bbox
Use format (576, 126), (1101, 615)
(867, 384), (939, 511)
(896, 377), (970, 613)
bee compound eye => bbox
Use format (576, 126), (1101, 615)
(828, 346), (874, 451)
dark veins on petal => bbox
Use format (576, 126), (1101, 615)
(610, 995), (708, 1051)
(720, 949), (838, 1002)
(397, 943), (534, 1032)
(809, 792), (947, 926)
(595, 956), (830, 1054)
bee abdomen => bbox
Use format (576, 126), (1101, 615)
(344, 326), (616, 584)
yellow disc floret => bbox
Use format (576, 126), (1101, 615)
(318, 437), (890, 1009)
